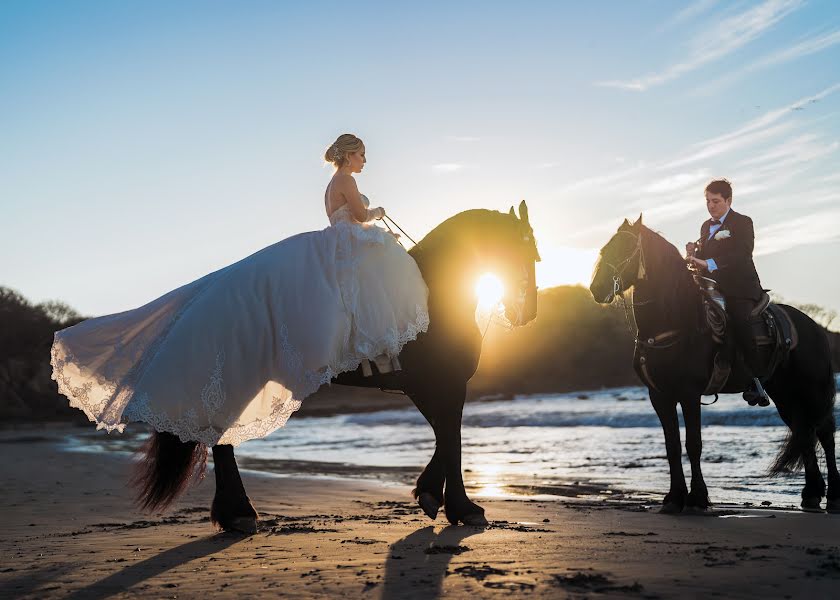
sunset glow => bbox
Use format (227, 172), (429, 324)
(475, 273), (505, 310)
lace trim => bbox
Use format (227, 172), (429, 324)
(50, 273), (221, 435)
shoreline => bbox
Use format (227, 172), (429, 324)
(3, 430), (840, 598)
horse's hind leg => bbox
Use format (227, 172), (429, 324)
(817, 419), (840, 513)
(681, 396), (710, 512)
(801, 445), (826, 512)
(211, 445), (259, 533)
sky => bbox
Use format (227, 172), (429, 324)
(2, 0), (839, 318)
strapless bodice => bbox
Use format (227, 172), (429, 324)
(329, 194), (370, 226)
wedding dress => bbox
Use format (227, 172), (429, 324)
(50, 195), (429, 446)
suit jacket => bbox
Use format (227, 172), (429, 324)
(696, 209), (763, 300)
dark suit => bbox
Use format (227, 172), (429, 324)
(695, 209), (763, 300)
(696, 209), (764, 375)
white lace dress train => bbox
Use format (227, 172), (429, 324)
(50, 201), (429, 446)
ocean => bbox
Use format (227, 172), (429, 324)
(67, 375), (840, 510)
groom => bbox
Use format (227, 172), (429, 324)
(685, 179), (768, 406)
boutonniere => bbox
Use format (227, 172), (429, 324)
(713, 229), (731, 241)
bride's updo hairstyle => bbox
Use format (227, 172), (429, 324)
(325, 133), (363, 168)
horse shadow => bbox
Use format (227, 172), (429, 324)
(380, 524), (485, 600)
(63, 531), (244, 599)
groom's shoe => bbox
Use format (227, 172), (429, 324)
(743, 378), (770, 407)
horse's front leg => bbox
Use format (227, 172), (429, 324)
(211, 444), (259, 534)
(681, 396), (710, 512)
(421, 382), (487, 526)
(650, 391), (688, 514)
(406, 391), (446, 519)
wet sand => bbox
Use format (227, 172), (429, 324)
(2, 429), (839, 599)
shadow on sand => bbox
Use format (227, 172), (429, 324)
(381, 524), (485, 600)
(63, 532), (244, 599)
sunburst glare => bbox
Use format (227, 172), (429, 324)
(475, 273), (504, 310)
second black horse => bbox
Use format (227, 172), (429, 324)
(590, 217), (837, 514)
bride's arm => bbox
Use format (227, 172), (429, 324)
(334, 175), (384, 222)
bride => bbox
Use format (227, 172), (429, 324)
(51, 133), (430, 447)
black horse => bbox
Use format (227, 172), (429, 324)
(590, 217), (838, 514)
(134, 201), (539, 532)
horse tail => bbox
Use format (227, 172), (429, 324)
(131, 431), (208, 512)
(770, 424), (817, 475)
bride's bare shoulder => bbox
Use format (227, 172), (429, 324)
(330, 173), (358, 190)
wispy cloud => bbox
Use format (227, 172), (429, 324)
(702, 28), (840, 91)
(562, 83), (840, 250)
(598, 0), (804, 91)
(642, 169), (712, 194)
(755, 207), (840, 255)
(656, 0), (719, 33)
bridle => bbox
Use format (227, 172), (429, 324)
(600, 230), (651, 332)
(482, 232), (538, 336)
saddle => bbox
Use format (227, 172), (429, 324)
(696, 276), (798, 396)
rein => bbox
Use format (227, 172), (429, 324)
(602, 230), (653, 332)
(383, 215), (418, 246)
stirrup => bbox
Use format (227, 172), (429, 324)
(743, 378), (770, 407)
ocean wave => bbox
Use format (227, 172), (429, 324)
(339, 386), (839, 430)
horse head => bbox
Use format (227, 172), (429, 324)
(590, 215), (646, 304)
(500, 200), (540, 325)
(410, 200), (540, 327)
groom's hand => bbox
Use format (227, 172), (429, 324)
(688, 256), (708, 270)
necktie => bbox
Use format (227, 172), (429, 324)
(710, 219), (721, 226)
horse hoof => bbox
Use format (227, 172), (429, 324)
(417, 492), (441, 520)
(801, 498), (824, 513)
(229, 517), (258, 534)
(660, 502), (683, 515)
(826, 499), (840, 514)
(460, 513), (489, 527)
(682, 505), (711, 515)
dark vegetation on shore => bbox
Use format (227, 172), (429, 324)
(1, 285), (838, 422)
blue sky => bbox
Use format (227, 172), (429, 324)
(2, 0), (839, 317)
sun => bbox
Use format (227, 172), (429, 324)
(475, 273), (505, 310)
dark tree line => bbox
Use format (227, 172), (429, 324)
(1, 285), (837, 422)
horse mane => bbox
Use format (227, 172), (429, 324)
(408, 209), (517, 268)
(638, 224), (701, 327)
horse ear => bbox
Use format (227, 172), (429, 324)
(636, 213), (643, 227)
(518, 200), (529, 225)
(619, 218), (630, 231)
(509, 206), (516, 217)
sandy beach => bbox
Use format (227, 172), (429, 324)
(1, 427), (838, 599)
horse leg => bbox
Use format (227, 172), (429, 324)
(430, 383), (487, 526)
(210, 444), (259, 533)
(414, 446), (446, 520)
(650, 392), (687, 514)
(682, 396), (710, 512)
(817, 421), (840, 513)
(407, 391), (446, 519)
(765, 390), (824, 511)
(801, 443), (826, 512)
